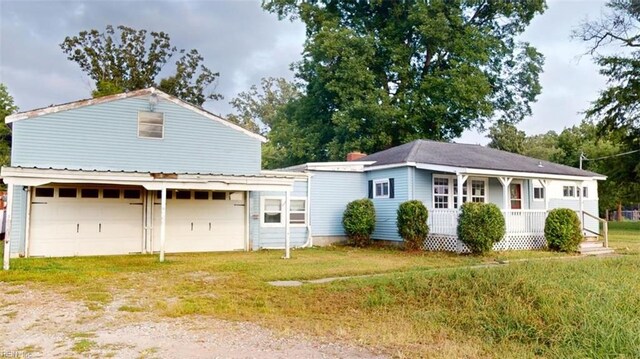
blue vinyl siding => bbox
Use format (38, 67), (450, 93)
(309, 171), (367, 236)
(11, 96), (261, 174)
(250, 180), (309, 249)
(414, 169), (432, 208)
(367, 167), (410, 241)
(10, 185), (27, 255)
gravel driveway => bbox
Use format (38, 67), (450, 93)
(0, 283), (385, 358)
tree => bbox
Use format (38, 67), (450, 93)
(0, 84), (17, 167)
(487, 122), (527, 154)
(226, 77), (302, 168)
(60, 25), (221, 106)
(574, 0), (640, 185)
(263, 0), (546, 165)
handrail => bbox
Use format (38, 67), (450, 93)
(581, 211), (609, 248)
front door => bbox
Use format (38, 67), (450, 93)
(510, 183), (522, 209)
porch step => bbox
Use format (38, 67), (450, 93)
(579, 241), (614, 255)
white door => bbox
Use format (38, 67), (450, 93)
(29, 186), (144, 257)
(152, 190), (245, 253)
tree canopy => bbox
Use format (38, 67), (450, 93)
(261, 0), (546, 166)
(61, 25), (221, 106)
(0, 84), (17, 168)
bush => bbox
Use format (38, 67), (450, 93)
(342, 199), (376, 247)
(545, 208), (583, 252)
(457, 202), (506, 254)
(397, 200), (429, 251)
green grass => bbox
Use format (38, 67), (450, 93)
(0, 223), (638, 357)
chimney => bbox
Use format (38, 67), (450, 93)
(346, 151), (367, 161)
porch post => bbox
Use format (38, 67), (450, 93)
(498, 177), (513, 210)
(159, 186), (167, 262)
(284, 190), (291, 259)
(578, 180), (585, 233)
(456, 173), (468, 210)
(539, 179), (549, 211)
(3, 184), (14, 270)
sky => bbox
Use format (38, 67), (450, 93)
(0, 0), (609, 145)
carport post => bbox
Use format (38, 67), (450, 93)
(159, 186), (167, 262)
(284, 190), (291, 259)
(3, 184), (14, 270)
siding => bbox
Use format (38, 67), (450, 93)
(549, 199), (599, 234)
(10, 185), (27, 255)
(11, 96), (261, 174)
(309, 171), (367, 236)
(414, 168), (432, 208)
(367, 167), (409, 241)
(250, 180), (309, 249)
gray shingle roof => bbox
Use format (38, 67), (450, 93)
(357, 140), (603, 177)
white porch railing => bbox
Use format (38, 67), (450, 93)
(428, 209), (459, 236)
(502, 210), (547, 235)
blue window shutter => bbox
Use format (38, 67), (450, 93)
(389, 178), (395, 198)
(368, 180), (373, 198)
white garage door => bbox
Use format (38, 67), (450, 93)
(152, 190), (245, 253)
(29, 186), (144, 257)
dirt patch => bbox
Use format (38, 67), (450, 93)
(0, 283), (385, 358)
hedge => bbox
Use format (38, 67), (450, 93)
(397, 200), (429, 251)
(342, 199), (376, 247)
(457, 202), (506, 254)
(545, 208), (583, 252)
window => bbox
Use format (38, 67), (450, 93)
(290, 199), (307, 225)
(103, 189), (120, 199)
(58, 188), (77, 198)
(510, 183), (522, 209)
(81, 189), (99, 198)
(34, 187), (54, 197)
(156, 190), (173, 199)
(194, 191), (209, 200)
(583, 187), (588, 198)
(563, 186), (576, 198)
(533, 187), (545, 200)
(374, 179), (390, 199)
(262, 198), (283, 226)
(433, 176), (449, 209)
(138, 111), (164, 139)
(175, 191), (191, 200)
(470, 180), (486, 203)
(123, 189), (141, 199)
(212, 192), (226, 200)
(453, 178), (468, 208)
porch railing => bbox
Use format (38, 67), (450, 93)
(429, 209), (548, 236)
(428, 209), (459, 236)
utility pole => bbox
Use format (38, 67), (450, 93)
(579, 152), (585, 169)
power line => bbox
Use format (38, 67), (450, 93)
(579, 149), (640, 169)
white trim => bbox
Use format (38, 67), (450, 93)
(137, 111), (165, 139)
(24, 187), (33, 258)
(432, 175), (451, 209)
(289, 161), (376, 173)
(433, 174), (488, 209)
(468, 178), (488, 203)
(3, 185), (13, 270)
(5, 87), (267, 143)
(289, 197), (307, 227)
(260, 196), (285, 227)
(373, 178), (390, 199)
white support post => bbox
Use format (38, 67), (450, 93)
(284, 190), (291, 259)
(159, 186), (167, 262)
(539, 179), (549, 211)
(3, 184), (14, 271)
(24, 187), (32, 258)
(456, 174), (468, 210)
(498, 177), (513, 210)
(578, 181), (585, 233)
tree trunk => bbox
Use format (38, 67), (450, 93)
(617, 202), (623, 222)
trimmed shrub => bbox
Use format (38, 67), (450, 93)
(457, 202), (506, 254)
(342, 199), (376, 247)
(397, 200), (429, 251)
(545, 208), (583, 252)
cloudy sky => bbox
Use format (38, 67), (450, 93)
(0, 0), (608, 144)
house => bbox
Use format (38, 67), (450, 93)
(1, 88), (607, 267)
(282, 140), (607, 252)
(1, 88), (311, 268)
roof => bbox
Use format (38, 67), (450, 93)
(357, 139), (604, 178)
(4, 87), (266, 143)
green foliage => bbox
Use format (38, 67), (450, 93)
(342, 199), (376, 247)
(457, 202), (506, 254)
(396, 200), (429, 251)
(487, 122), (527, 154)
(60, 25), (221, 106)
(226, 78), (302, 168)
(263, 0), (545, 167)
(544, 208), (583, 252)
(0, 84), (17, 168)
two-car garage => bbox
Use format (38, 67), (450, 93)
(27, 185), (246, 257)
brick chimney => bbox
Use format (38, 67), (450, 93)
(346, 151), (367, 161)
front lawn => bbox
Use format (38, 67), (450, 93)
(0, 223), (638, 357)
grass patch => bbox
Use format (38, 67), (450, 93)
(118, 305), (145, 312)
(72, 339), (97, 353)
(608, 221), (640, 254)
(18, 344), (42, 354)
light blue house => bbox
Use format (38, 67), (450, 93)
(1, 88), (607, 266)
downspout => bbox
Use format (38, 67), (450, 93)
(302, 173), (313, 247)
(24, 187), (32, 258)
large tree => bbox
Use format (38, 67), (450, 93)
(263, 0), (545, 165)
(60, 25), (221, 106)
(574, 0), (640, 184)
(0, 84), (17, 168)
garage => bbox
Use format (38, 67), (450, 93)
(152, 190), (246, 253)
(29, 186), (144, 257)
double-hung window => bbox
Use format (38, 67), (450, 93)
(533, 186), (545, 200)
(563, 186), (576, 198)
(290, 199), (307, 225)
(374, 179), (390, 199)
(434, 176), (486, 209)
(470, 180), (486, 203)
(453, 178), (467, 208)
(138, 111), (164, 139)
(262, 197), (284, 226)
(582, 187), (588, 198)
(433, 177), (449, 209)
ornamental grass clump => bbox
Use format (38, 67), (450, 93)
(457, 202), (506, 254)
(342, 199), (376, 247)
(397, 200), (429, 251)
(544, 208), (583, 252)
